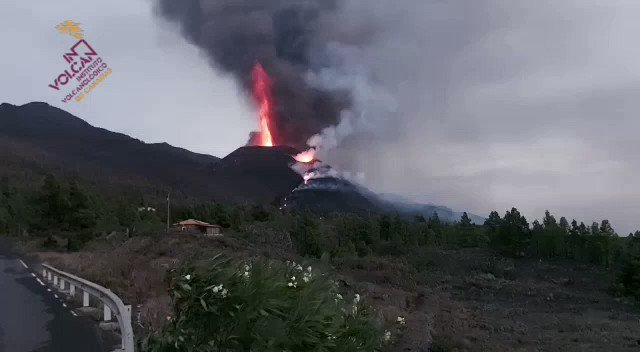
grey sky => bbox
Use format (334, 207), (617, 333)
(1, 1), (639, 234)
(0, 0), (255, 158)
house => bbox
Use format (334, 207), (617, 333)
(172, 219), (223, 236)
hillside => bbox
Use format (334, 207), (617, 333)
(0, 102), (483, 221)
(0, 102), (220, 200)
(208, 146), (302, 204)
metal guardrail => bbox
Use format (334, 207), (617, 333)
(41, 263), (135, 352)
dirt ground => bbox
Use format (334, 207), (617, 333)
(337, 248), (640, 352)
(28, 235), (640, 352)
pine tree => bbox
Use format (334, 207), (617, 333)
(379, 215), (391, 241)
(570, 219), (579, 236)
(578, 222), (589, 236)
(543, 210), (558, 228)
(599, 220), (616, 236)
(559, 217), (569, 233)
(531, 219), (544, 256)
(532, 220), (544, 233)
(460, 212), (472, 227)
(495, 208), (530, 256)
(38, 175), (70, 230)
(459, 212), (479, 247)
(428, 212), (442, 239)
(484, 211), (502, 241)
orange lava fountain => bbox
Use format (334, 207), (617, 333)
(252, 63), (275, 147)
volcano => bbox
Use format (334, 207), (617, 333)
(283, 176), (381, 215)
(0, 101), (483, 222)
(208, 146), (302, 204)
(207, 145), (384, 214)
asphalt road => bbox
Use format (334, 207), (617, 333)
(0, 238), (104, 352)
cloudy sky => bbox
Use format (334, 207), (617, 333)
(1, 0), (639, 234)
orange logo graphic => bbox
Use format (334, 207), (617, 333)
(56, 20), (84, 39)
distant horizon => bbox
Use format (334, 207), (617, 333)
(5, 100), (638, 235)
(3, 0), (640, 235)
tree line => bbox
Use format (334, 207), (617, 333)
(1, 174), (639, 300)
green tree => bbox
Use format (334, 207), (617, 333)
(390, 214), (405, 245)
(543, 210), (558, 229)
(292, 214), (322, 258)
(570, 219), (579, 236)
(250, 204), (271, 222)
(578, 222), (589, 236)
(459, 212), (481, 247)
(484, 211), (502, 242)
(530, 219), (544, 256)
(559, 217), (569, 233)
(67, 181), (97, 231)
(37, 175), (70, 230)
(460, 212), (472, 227)
(379, 215), (391, 242)
(428, 212), (442, 243)
(599, 220), (616, 236)
(493, 208), (530, 256)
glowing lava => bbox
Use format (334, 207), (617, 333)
(294, 148), (316, 163)
(252, 63), (275, 147)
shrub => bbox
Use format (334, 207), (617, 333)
(618, 256), (640, 300)
(144, 255), (384, 352)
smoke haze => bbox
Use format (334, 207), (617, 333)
(156, 0), (350, 148)
(155, 0), (640, 234)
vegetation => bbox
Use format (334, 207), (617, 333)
(3, 174), (640, 304)
(144, 255), (384, 352)
(0, 174), (164, 247)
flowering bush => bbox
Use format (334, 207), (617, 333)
(144, 255), (384, 352)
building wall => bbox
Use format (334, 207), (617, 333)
(206, 227), (221, 235)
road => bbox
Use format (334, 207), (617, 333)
(0, 238), (105, 352)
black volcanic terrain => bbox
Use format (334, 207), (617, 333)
(209, 146), (302, 204)
(0, 102), (482, 221)
(284, 176), (382, 215)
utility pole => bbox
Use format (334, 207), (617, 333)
(166, 191), (170, 233)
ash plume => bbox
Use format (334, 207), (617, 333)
(154, 0), (363, 149)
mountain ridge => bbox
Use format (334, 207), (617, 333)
(0, 101), (484, 222)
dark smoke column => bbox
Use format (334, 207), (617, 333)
(155, 0), (348, 149)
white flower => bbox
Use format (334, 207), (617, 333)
(303, 271), (312, 283)
(244, 264), (251, 272)
(383, 330), (392, 342)
(296, 265), (303, 271)
(166, 316), (172, 321)
(221, 289), (228, 298)
(336, 294), (343, 300)
(212, 284), (223, 293)
(307, 266), (312, 272)
(184, 274), (191, 281)
(354, 294), (361, 304)
(396, 316), (406, 325)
